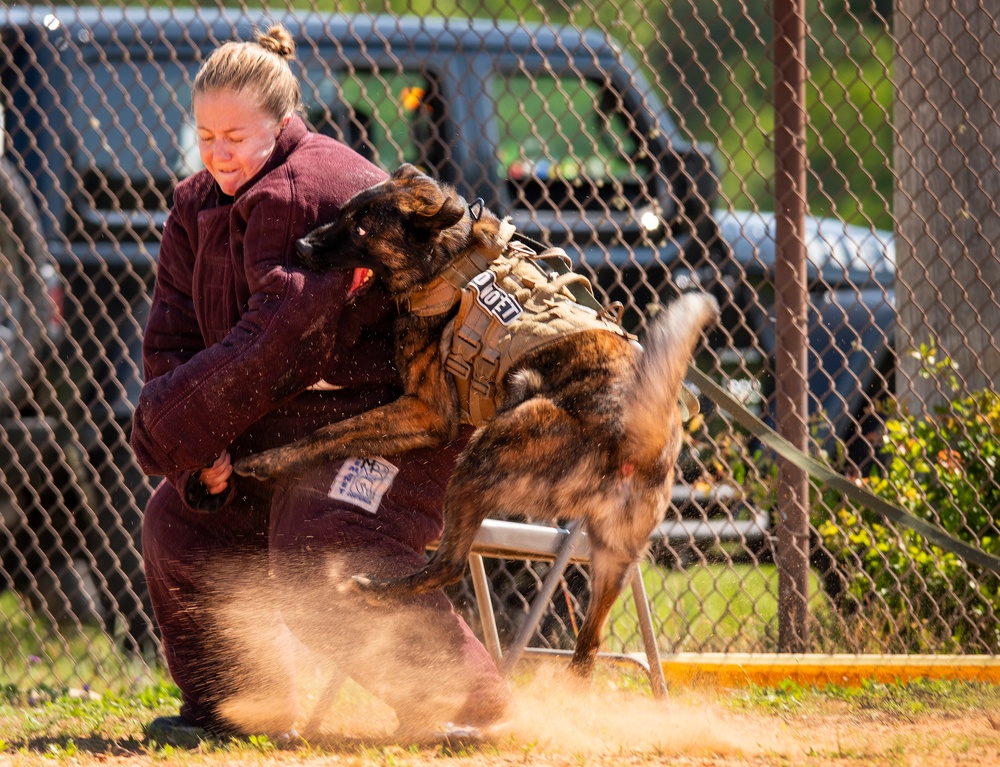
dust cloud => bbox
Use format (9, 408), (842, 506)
(199, 556), (787, 758)
(499, 664), (784, 759)
(202, 553), (493, 740)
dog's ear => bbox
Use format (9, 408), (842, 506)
(411, 195), (466, 234)
(391, 163), (422, 182)
(396, 170), (466, 234)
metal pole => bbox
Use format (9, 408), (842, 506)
(629, 564), (668, 700)
(500, 522), (585, 676)
(469, 553), (504, 664)
(773, 0), (811, 652)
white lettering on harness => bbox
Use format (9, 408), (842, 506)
(469, 270), (523, 325)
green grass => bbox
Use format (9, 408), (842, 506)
(608, 562), (832, 653)
(0, 676), (997, 762)
(0, 679), (180, 747)
(730, 676), (1000, 717)
(0, 592), (159, 695)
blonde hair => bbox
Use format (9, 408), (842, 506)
(193, 24), (301, 120)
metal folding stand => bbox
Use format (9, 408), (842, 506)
(303, 518), (668, 736)
(460, 519), (668, 700)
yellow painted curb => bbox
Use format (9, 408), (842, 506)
(660, 653), (1000, 688)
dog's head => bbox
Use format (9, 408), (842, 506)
(297, 164), (476, 299)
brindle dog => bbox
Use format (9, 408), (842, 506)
(235, 164), (719, 676)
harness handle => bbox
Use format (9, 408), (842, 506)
(510, 233), (621, 325)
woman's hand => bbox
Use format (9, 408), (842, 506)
(199, 450), (233, 495)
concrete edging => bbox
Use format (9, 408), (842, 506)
(660, 653), (1000, 688)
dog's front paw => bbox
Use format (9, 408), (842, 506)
(233, 451), (287, 481)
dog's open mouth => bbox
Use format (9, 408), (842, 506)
(347, 268), (375, 301)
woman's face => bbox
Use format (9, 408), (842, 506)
(193, 90), (289, 196)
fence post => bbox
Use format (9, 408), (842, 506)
(773, 0), (811, 652)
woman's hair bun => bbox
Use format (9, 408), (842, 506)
(255, 24), (296, 60)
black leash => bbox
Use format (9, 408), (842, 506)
(685, 364), (1000, 577)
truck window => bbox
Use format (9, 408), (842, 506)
(492, 73), (654, 212)
(304, 69), (450, 180)
(71, 57), (191, 219)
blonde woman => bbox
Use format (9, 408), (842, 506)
(132, 25), (509, 746)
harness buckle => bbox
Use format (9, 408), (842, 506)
(472, 378), (495, 398)
(454, 325), (483, 355)
(445, 354), (472, 380)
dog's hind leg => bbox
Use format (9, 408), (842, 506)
(567, 543), (635, 677)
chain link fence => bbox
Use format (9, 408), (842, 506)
(1, 0), (998, 694)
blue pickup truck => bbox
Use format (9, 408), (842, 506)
(0, 7), (894, 643)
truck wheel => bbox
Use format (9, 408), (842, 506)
(0, 155), (52, 414)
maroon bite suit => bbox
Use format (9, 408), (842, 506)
(131, 116), (508, 734)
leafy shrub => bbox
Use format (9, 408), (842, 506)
(818, 349), (1000, 652)
(692, 347), (1000, 652)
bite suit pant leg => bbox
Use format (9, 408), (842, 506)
(142, 479), (298, 734)
(268, 450), (511, 733)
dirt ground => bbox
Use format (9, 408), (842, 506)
(3, 668), (1000, 767)
(349, 678), (998, 767)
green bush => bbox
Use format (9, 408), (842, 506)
(818, 349), (1000, 652)
(692, 347), (1000, 652)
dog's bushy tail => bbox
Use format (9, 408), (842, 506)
(622, 292), (719, 464)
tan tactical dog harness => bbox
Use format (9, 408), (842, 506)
(404, 218), (637, 426)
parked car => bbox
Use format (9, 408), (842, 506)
(0, 7), (894, 645)
(711, 209), (895, 462)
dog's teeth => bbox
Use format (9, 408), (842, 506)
(348, 268), (373, 293)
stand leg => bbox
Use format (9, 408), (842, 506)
(499, 522), (585, 676)
(469, 553), (503, 664)
(629, 564), (668, 700)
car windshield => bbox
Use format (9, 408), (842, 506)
(69, 54), (655, 220)
(492, 72), (655, 212)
